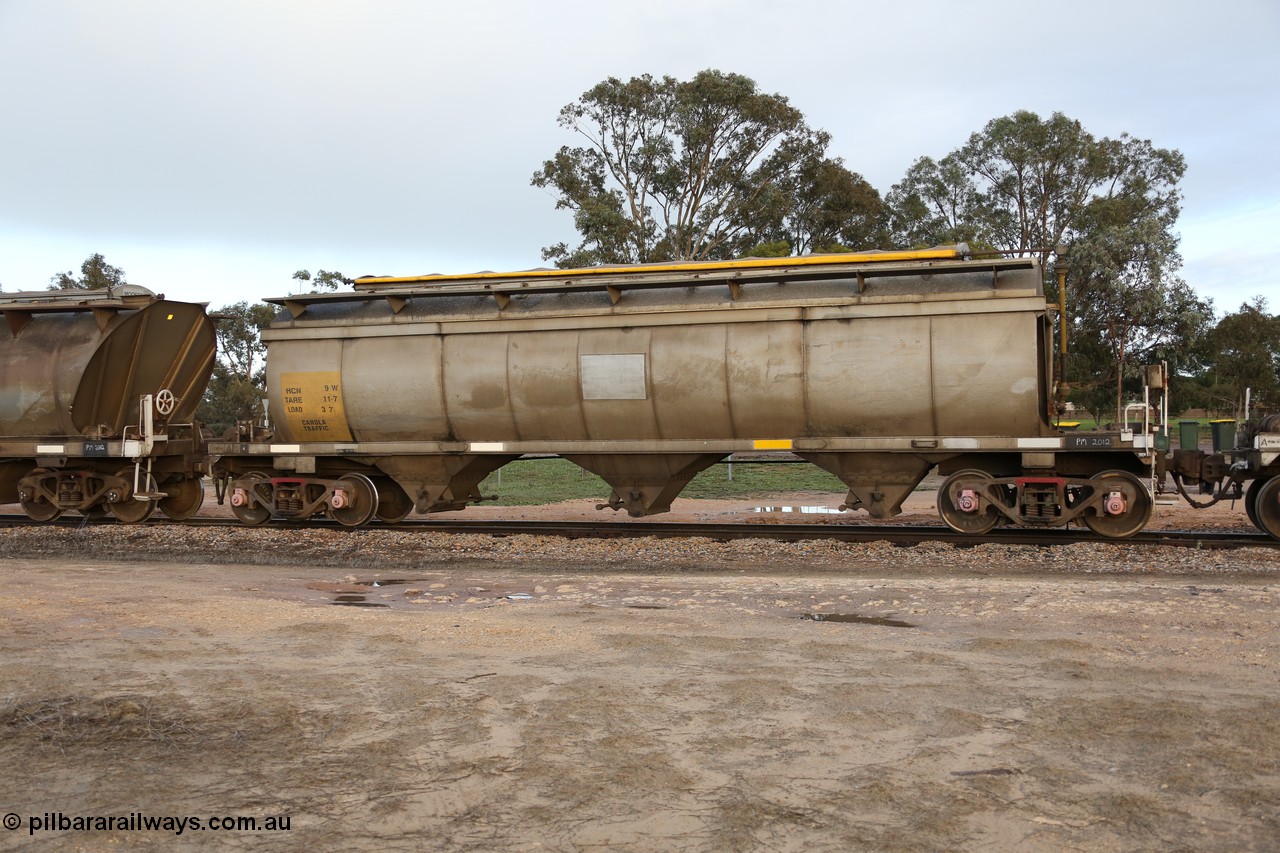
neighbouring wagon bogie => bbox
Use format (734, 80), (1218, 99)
(9, 429), (212, 524)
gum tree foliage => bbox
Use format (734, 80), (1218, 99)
(885, 111), (1210, 420)
(1066, 213), (1211, 422)
(291, 269), (351, 291)
(768, 155), (887, 254)
(197, 271), (351, 433)
(196, 301), (276, 435)
(48, 253), (128, 290)
(885, 155), (985, 249)
(532, 69), (884, 266)
(1198, 298), (1280, 415)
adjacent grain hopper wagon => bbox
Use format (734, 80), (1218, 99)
(212, 246), (1166, 538)
(0, 286), (216, 521)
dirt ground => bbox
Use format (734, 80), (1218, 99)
(1, 494), (1278, 851)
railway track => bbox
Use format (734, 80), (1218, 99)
(3, 513), (1276, 550)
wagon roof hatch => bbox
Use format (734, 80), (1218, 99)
(0, 287), (161, 336)
(264, 246), (1039, 319)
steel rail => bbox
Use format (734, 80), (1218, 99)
(2, 513), (1276, 550)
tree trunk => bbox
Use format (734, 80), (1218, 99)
(1115, 341), (1126, 428)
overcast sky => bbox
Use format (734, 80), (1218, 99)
(1, 0), (1277, 314)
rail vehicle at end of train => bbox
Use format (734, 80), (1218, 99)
(0, 286), (215, 522)
(3, 247), (1276, 540)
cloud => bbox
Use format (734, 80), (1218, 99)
(1, 0), (1277, 309)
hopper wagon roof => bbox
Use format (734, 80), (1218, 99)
(264, 245), (1043, 319)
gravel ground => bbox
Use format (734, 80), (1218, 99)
(1, 522), (1278, 578)
(2, 488), (1275, 577)
(2, 493), (1278, 851)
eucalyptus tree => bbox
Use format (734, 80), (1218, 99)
(48, 253), (128, 291)
(291, 269), (351, 291)
(1200, 298), (1280, 416)
(886, 111), (1206, 419)
(533, 69), (882, 266)
(195, 300), (276, 434)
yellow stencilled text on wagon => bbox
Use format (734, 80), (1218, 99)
(279, 372), (353, 441)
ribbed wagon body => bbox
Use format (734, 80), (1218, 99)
(266, 265), (1048, 445)
(213, 247), (1160, 536)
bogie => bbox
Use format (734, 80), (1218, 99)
(223, 471), (382, 527)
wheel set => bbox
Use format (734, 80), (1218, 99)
(1249, 476), (1280, 539)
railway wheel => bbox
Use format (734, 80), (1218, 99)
(1244, 478), (1264, 530)
(1253, 476), (1280, 540)
(159, 477), (205, 521)
(373, 478), (413, 524)
(230, 472), (272, 526)
(1083, 470), (1152, 539)
(937, 469), (1002, 534)
(108, 468), (157, 524)
(329, 473), (379, 528)
(19, 469), (61, 522)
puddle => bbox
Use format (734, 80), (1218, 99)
(751, 506), (844, 514)
(331, 594), (389, 608)
(625, 604), (668, 610)
(800, 613), (915, 628)
(309, 576), (547, 610)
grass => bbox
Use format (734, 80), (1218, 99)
(1057, 417), (1231, 428)
(477, 457), (846, 506)
(474, 417), (1243, 505)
